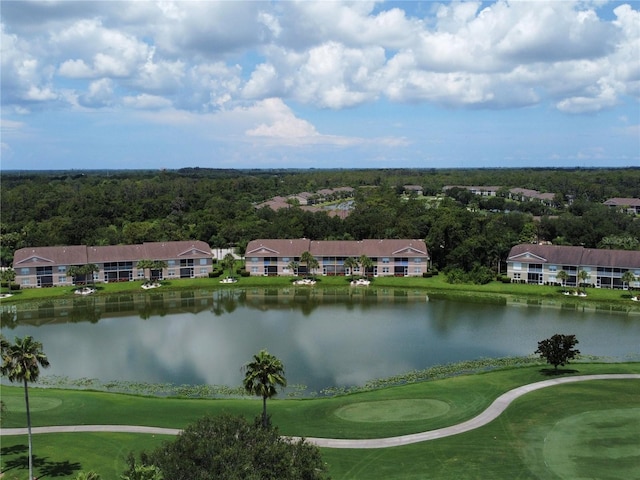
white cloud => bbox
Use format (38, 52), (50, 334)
(1, 0), (637, 117)
(245, 98), (319, 139)
(122, 93), (173, 110)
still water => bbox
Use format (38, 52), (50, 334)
(1, 288), (639, 393)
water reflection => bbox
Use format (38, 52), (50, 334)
(1, 288), (639, 393)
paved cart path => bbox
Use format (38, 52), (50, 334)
(1, 374), (638, 449)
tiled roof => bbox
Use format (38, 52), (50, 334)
(13, 245), (89, 267)
(245, 239), (312, 257)
(246, 239), (429, 258)
(508, 243), (640, 269)
(603, 198), (640, 207)
(13, 241), (211, 268)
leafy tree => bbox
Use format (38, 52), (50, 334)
(1, 335), (50, 480)
(243, 349), (287, 428)
(535, 334), (580, 371)
(125, 414), (328, 480)
(0, 267), (16, 285)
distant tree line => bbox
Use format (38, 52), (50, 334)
(2, 168), (639, 271)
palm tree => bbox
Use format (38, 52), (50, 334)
(343, 257), (358, 278)
(577, 269), (590, 294)
(287, 260), (299, 276)
(299, 251), (319, 279)
(137, 259), (155, 281)
(621, 270), (636, 292)
(556, 269), (568, 287)
(359, 254), (374, 279)
(243, 349), (287, 428)
(1, 335), (50, 480)
(222, 253), (236, 278)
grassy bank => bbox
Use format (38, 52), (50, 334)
(2, 273), (639, 310)
(1, 363), (639, 479)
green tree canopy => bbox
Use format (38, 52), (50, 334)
(126, 414), (328, 480)
(535, 334), (580, 372)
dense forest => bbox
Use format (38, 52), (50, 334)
(2, 168), (639, 271)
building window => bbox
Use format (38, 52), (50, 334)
(382, 267), (390, 274)
(513, 273), (521, 280)
(21, 279), (31, 286)
(382, 258), (390, 264)
(413, 258), (422, 263)
(58, 276), (66, 283)
(21, 268), (30, 275)
(58, 266), (66, 273)
(250, 257), (258, 263)
(200, 268), (208, 275)
(168, 269), (175, 277)
(168, 260), (176, 266)
(513, 262), (521, 271)
(548, 265), (557, 272)
(199, 258), (208, 265)
(282, 257), (290, 262)
(137, 270), (145, 278)
(251, 266), (259, 273)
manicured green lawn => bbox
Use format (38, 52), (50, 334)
(3, 274), (639, 310)
(1, 363), (638, 479)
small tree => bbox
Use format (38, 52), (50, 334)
(243, 349), (287, 428)
(535, 334), (580, 372)
(0, 267), (16, 286)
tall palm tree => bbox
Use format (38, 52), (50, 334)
(556, 269), (568, 287)
(1, 335), (50, 480)
(299, 251), (319, 279)
(577, 269), (590, 294)
(222, 253), (236, 278)
(359, 254), (374, 279)
(287, 260), (299, 276)
(621, 270), (636, 292)
(137, 259), (155, 281)
(243, 349), (287, 428)
(343, 257), (358, 278)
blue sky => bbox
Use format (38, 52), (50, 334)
(1, 1), (638, 170)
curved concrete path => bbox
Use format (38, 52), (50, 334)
(1, 374), (638, 449)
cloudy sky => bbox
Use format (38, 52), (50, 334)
(1, 1), (638, 170)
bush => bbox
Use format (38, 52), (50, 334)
(126, 414), (329, 480)
(9, 283), (20, 291)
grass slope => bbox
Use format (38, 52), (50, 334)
(1, 363), (639, 479)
